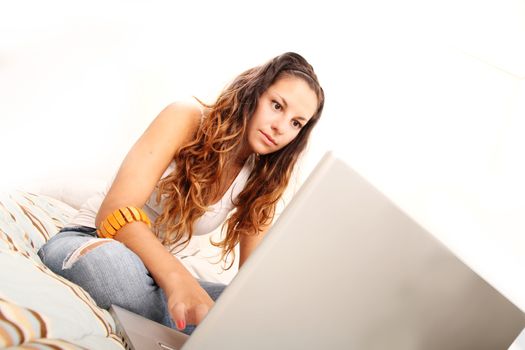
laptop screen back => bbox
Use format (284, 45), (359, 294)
(183, 152), (525, 350)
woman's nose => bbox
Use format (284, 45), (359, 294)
(271, 117), (287, 134)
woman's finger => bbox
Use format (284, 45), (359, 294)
(170, 302), (187, 330)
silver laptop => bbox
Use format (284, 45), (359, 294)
(110, 151), (525, 350)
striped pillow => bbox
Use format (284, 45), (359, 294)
(0, 190), (125, 349)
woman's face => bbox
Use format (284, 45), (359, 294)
(246, 75), (318, 155)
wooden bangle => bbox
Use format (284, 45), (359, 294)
(96, 206), (151, 239)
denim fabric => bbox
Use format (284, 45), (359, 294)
(37, 226), (226, 335)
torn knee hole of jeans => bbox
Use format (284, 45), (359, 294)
(62, 239), (113, 270)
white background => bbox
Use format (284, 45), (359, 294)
(1, 0), (524, 312)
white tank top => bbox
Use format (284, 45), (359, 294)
(68, 158), (253, 238)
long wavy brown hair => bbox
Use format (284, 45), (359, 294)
(154, 52), (325, 268)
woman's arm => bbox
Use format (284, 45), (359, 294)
(239, 225), (271, 268)
(95, 102), (211, 330)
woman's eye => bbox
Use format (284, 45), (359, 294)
(292, 120), (303, 129)
(272, 101), (282, 110)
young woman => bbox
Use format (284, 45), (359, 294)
(38, 52), (325, 335)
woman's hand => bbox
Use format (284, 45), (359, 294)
(165, 272), (214, 330)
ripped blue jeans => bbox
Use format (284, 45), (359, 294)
(37, 226), (226, 335)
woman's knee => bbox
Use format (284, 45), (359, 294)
(40, 235), (169, 323)
(38, 232), (102, 273)
(43, 239), (152, 300)
(67, 240), (170, 323)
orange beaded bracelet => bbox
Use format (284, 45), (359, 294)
(97, 206), (151, 239)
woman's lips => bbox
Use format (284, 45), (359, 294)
(260, 131), (277, 146)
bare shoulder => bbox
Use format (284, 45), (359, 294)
(163, 100), (203, 115)
(158, 100), (203, 126)
(143, 101), (203, 143)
